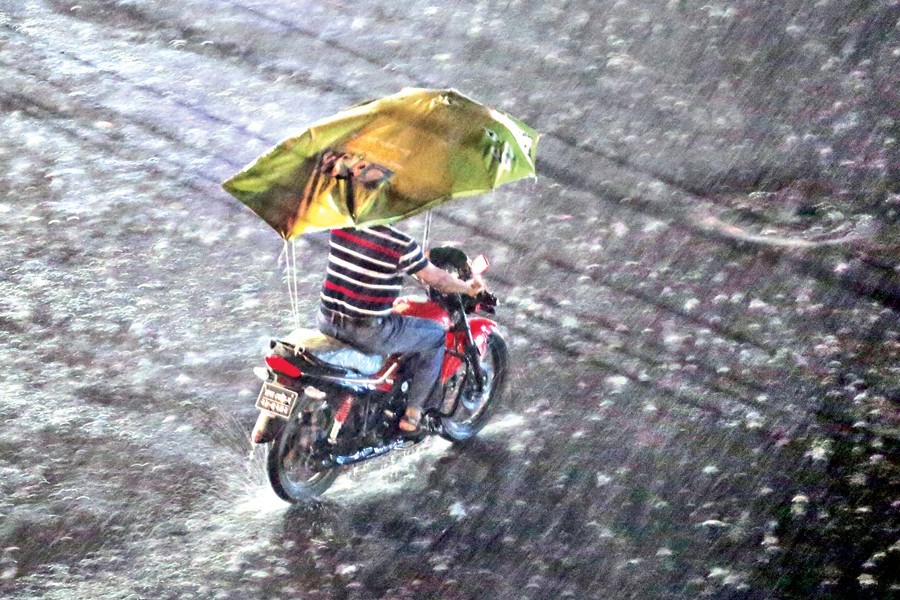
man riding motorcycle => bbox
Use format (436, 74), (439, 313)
(316, 224), (484, 435)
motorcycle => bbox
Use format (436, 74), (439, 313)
(249, 247), (509, 503)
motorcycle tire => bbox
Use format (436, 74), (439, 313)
(266, 404), (339, 503)
(440, 331), (508, 443)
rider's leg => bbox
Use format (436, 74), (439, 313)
(320, 313), (446, 430)
(393, 320), (446, 421)
(380, 316), (445, 430)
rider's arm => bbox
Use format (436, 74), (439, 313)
(413, 263), (483, 297)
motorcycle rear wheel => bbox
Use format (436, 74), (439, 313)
(440, 332), (508, 442)
(266, 404), (339, 503)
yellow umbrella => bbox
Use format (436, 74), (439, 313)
(222, 88), (539, 239)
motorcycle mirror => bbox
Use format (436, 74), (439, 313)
(471, 254), (490, 275)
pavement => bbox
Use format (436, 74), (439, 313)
(0, 1), (898, 598)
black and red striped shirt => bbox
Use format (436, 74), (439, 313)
(320, 225), (429, 318)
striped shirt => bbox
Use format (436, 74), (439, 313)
(320, 225), (429, 318)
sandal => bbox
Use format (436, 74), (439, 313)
(398, 410), (424, 438)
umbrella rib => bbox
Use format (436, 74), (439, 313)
(295, 152), (325, 238)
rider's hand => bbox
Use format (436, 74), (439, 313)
(414, 263), (485, 297)
(466, 276), (486, 297)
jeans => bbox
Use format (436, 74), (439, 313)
(316, 310), (446, 410)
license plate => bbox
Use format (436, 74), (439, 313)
(255, 382), (298, 418)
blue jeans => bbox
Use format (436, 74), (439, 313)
(316, 311), (446, 410)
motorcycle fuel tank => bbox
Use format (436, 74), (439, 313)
(392, 296), (452, 329)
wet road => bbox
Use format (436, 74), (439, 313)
(1, 1), (898, 598)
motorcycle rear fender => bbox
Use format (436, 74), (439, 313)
(252, 380), (346, 444)
(251, 410), (286, 444)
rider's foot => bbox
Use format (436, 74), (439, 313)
(398, 408), (424, 438)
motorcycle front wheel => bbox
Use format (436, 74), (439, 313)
(266, 402), (339, 503)
(440, 331), (508, 443)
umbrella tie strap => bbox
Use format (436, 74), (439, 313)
(281, 239), (301, 328)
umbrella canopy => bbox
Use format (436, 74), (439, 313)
(222, 88), (539, 240)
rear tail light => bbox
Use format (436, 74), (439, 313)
(264, 355), (302, 378)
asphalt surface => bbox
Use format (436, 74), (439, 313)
(1, 1), (898, 598)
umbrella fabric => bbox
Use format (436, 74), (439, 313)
(222, 88), (539, 240)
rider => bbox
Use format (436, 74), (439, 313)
(316, 224), (483, 435)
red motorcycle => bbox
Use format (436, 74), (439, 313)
(250, 247), (509, 503)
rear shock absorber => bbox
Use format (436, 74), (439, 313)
(327, 395), (354, 444)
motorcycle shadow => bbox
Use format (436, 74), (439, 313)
(280, 498), (347, 540)
(435, 436), (514, 469)
(269, 435), (521, 578)
(280, 435), (515, 517)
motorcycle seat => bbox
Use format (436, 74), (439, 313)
(280, 328), (385, 376)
